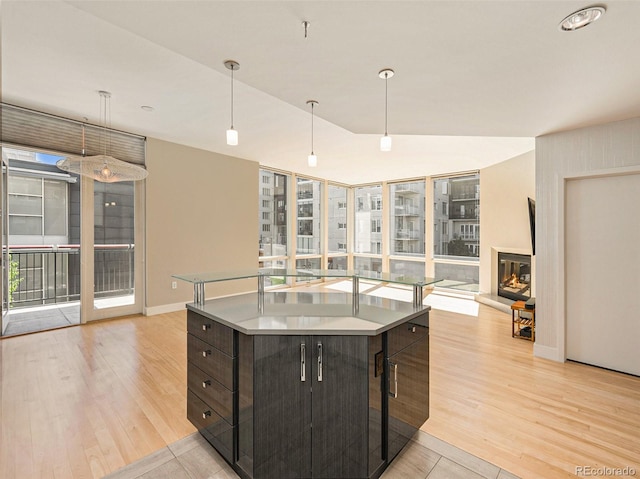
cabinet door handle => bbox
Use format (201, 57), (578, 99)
(202, 410), (211, 420)
(317, 342), (323, 382)
(389, 360), (398, 398)
(202, 349), (211, 358)
(202, 379), (211, 389)
(301, 342), (306, 382)
(202, 324), (210, 331)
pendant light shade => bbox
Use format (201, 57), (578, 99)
(307, 100), (318, 167)
(224, 60), (240, 146)
(379, 69), (394, 152)
(380, 135), (392, 152)
(226, 128), (238, 146)
(56, 91), (148, 183)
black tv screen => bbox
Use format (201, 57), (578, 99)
(528, 197), (535, 255)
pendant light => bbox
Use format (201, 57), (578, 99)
(224, 60), (240, 146)
(307, 100), (318, 167)
(56, 91), (148, 182)
(379, 68), (394, 152)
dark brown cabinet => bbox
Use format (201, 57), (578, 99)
(186, 310), (236, 463)
(238, 334), (372, 479)
(186, 308), (429, 479)
(387, 331), (429, 461)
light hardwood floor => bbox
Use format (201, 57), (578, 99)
(1, 291), (639, 479)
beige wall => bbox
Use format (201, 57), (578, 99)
(145, 138), (258, 312)
(479, 151), (535, 296)
(536, 116), (640, 362)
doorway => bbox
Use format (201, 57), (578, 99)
(1, 146), (143, 336)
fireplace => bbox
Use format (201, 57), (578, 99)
(498, 252), (531, 301)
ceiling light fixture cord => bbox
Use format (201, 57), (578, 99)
(224, 60), (239, 145)
(230, 64), (234, 129)
(311, 101), (314, 155)
(384, 71), (388, 136)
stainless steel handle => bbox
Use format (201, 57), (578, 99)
(202, 324), (210, 331)
(202, 349), (211, 358)
(389, 361), (398, 398)
(301, 342), (306, 382)
(317, 342), (323, 382)
(202, 410), (211, 420)
(202, 379), (211, 389)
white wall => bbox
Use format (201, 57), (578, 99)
(536, 116), (640, 362)
(145, 138), (258, 313)
(479, 150), (535, 296)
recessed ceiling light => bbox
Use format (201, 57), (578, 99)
(559, 6), (605, 31)
(141, 105), (154, 112)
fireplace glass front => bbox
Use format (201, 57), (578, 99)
(498, 253), (531, 301)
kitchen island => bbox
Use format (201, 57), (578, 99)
(177, 270), (432, 479)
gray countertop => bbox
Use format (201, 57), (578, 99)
(186, 291), (430, 335)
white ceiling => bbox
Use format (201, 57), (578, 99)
(3, 1), (640, 184)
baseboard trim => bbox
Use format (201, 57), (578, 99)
(144, 302), (187, 316)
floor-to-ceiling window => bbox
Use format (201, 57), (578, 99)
(258, 169), (289, 285)
(327, 184), (348, 270)
(295, 176), (322, 280)
(389, 180), (425, 279)
(256, 168), (480, 294)
(432, 173), (480, 291)
(354, 184), (383, 274)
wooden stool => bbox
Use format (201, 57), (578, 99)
(511, 300), (535, 341)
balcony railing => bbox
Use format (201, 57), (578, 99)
(6, 244), (134, 309)
(394, 230), (421, 240)
(394, 205), (420, 216)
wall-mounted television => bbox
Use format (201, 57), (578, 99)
(528, 197), (535, 255)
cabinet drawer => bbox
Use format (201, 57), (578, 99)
(187, 310), (234, 357)
(387, 316), (428, 357)
(188, 362), (234, 423)
(187, 390), (234, 464)
(187, 334), (234, 390)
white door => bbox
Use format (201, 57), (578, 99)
(565, 173), (640, 376)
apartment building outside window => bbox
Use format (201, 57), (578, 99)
(296, 177), (321, 255)
(328, 184), (348, 258)
(258, 169), (288, 260)
(389, 180), (425, 257)
(354, 184), (382, 254)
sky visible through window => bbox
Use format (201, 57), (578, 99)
(36, 153), (63, 164)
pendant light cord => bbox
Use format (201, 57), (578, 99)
(230, 65), (234, 129)
(311, 102), (315, 155)
(384, 71), (388, 136)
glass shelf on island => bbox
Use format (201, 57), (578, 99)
(173, 268), (439, 287)
(173, 268), (441, 311)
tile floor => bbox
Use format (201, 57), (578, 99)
(103, 430), (520, 479)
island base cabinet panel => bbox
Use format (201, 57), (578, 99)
(387, 333), (429, 462)
(368, 335), (384, 478)
(239, 334), (371, 479)
(253, 335), (312, 479)
(311, 335), (369, 479)
(237, 332), (254, 478)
